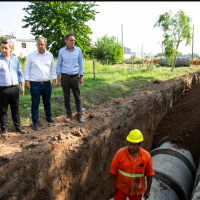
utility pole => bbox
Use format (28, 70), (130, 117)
(192, 25), (194, 65)
(121, 23), (124, 64)
(141, 45), (143, 59)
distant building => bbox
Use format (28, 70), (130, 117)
(131, 52), (155, 59)
(0, 30), (37, 57)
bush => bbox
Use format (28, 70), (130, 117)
(124, 58), (143, 64)
(18, 56), (27, 64)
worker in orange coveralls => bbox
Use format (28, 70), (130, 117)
(110, 129), (155, 200)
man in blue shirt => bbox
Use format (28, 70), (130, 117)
(57, 33), (85, 123)
(0, 37), (26, 138)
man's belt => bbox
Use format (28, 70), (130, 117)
(0, 85), (17, 88)
(62, 73), (79, 77)
(30, 80), (50, 84)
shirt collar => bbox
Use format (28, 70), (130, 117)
(66, 46), (76, 51)
(36, 49), (48, 55)
(126, 146), (142, 156)
(0, 53), (14, 60)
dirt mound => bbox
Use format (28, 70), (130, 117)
(1, 71), (200, 199)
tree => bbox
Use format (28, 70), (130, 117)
(22, 1), (99, 58)
(154, 10), (192, 70)
(93, 35), (123, 65)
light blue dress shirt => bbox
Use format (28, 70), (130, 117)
(56, 46), (85, 76)
(0, 53), (24, 86)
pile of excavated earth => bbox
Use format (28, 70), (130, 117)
(1, 71), (200, 200)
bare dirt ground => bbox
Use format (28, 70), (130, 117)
(1, 79), (200, 166)
(0, 74), (200, 199)
(153, 84), (200, 167)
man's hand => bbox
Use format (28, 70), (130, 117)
(80, 76), (83, 84)
(110, 173), (117, 196)
(25, 80), (30, 90)
(20, 82), (25, 96)
(57, 75), (61, 87)
(52, 79), (56, 89)
(143, 190), (150, 199)
(144, 176), (152, 199)
(111, 185), (117, 196)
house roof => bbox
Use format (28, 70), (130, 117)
(16, 38), (36, 42)
(0, 34), (16, 39)
(0, 34), (35, 42)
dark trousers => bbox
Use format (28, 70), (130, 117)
(0, 85), (20, 131)
(30, 81), (52, 124)
(61, 73), (83, 117)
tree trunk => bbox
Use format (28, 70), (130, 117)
(172, 43), (180, 71)
(172, 56), (177, 71)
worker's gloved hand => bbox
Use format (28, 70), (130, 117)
(143, 190), (150, 199)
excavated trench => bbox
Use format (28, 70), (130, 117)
(1, 71), (200, 200)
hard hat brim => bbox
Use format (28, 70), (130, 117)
(127, 135), (144, 143)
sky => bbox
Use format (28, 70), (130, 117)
(0, 1), (200, 55)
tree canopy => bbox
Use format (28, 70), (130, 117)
(154, 10), (192, 70)
(93, 35), (123, 65)
(22, 1), (99, 58)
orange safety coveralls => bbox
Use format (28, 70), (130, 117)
(110, 146), (155, 195)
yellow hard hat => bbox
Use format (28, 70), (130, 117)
(127, 129), (144, 143)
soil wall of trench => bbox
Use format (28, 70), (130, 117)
(0, 71), (200, 200)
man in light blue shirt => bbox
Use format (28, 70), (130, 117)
(57, 33), (85, 123)
(0, 37), (26, 137)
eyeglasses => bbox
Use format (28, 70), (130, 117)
(70, 40), (75, 41)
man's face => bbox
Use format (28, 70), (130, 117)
(37, 39), (46, 53)
(1, 43), (11, 58)
(65, 35), (75, 49)
(128, 142), (140, 154)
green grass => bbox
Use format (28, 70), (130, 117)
(6, 60), (200, 128)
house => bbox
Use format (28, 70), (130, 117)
(0, 30), (37, 57)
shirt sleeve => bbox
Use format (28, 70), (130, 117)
(24, 54), (31, 80)
(50, 54), (57, 79)
(145, 154), (155, 176)
(110, 151), (120, 175)
(78, 48), (85, 76)
(17, 58), (24, 83)
(56, 49), (63, 75)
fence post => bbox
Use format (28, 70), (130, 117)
(93, 60), (96, 80)
(131, 59), (133, 72)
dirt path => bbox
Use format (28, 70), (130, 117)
(153, 84), (200, 167)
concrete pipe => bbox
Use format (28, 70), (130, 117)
(191, 158), (200, 200)
(149, 142), (196, 200)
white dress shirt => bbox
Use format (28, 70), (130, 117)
(24, 49), (57, 81)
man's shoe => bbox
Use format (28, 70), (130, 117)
(32, 123), (38, 131)
(78, 116), (84, 123)
(47, 119), (57, 123)
(64, 116), (72, 122)
(1, 130), (8, 138)
(15, 127), (27, 134)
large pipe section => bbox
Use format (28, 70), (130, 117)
(191, 158), (200, 200)
(147, 142), (196, 200)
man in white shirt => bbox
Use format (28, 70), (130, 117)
(24, 36), (57, 131)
